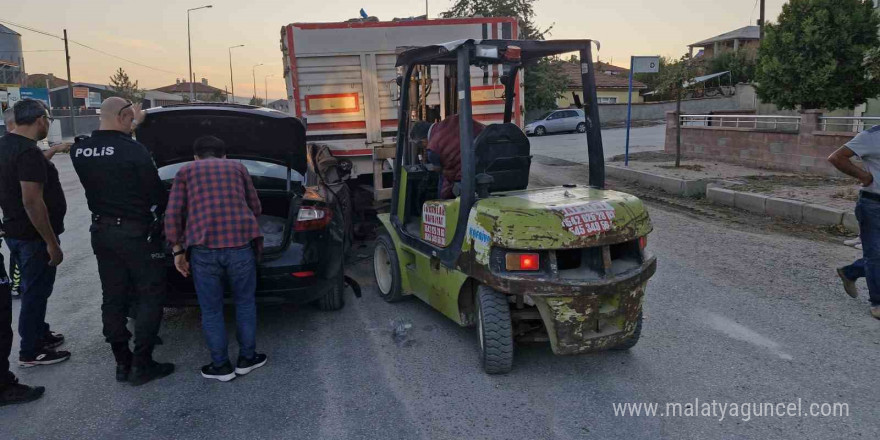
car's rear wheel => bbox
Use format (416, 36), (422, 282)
(476, 285), (513, 374)
(534, 126), (546, 136)
(576, 122), (586, 133)
(316, 273), (345, 311)
(374, 231), (405, 302)
(610, 312), (643, 351)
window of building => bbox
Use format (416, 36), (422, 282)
(598, 97), (618, 104)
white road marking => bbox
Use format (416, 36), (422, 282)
(704, 312), (794, 360)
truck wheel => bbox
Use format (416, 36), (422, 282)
(576, 122), (586, 133)
(374, 232), (404, 302)
(534, 126), (546, 136)
(317, 273), (345, 311)
(476, 285), (514, 374)
(610, 312), (643, 351)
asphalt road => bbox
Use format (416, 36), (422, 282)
(528, 124), (666, 163)
(0, 154), (877, 440)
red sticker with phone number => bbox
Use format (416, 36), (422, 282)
(557, 201), (616, 237)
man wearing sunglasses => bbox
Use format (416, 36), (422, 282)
(0, 99), (69, 406)
(71, 97), (173, 386)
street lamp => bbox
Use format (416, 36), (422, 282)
(265, 73), (275, 103)
(228, 44), (245, 103)
(252, 63), (263, 102)
(187, 5), (213, 101)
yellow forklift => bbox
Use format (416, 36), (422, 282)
(373, 39), (657, 374)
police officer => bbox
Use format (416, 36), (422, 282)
(71, 97), (174, 386)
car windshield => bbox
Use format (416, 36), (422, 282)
(158, 159), (304, 190)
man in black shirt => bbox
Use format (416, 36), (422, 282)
(0, 98), (70, 376)
(71, 97), (173, 386)
(0, 101), (52, 406)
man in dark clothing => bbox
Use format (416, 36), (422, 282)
(0, 102), (46, 406)
(426, 114), (485, 199)
(0, 99), (70, 371)
(71, 97), (174, 386)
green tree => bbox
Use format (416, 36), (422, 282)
(524, 58), (568, 110)
(443, 0), (566, 110)
(756, 0), (880, 110)
(442, 0), (551, 40)
(108, 67), (145, 102)
(656, 54), (695, 167)
(249, 96), (264, 106)
(708, 50), (756, 84)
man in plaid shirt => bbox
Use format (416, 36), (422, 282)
(165, 135), (267, 382)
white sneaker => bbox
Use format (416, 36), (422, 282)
(844, 237), (861, 246)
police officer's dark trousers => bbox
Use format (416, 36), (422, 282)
(90, 218), (166, 368)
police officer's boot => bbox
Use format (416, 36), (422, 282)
(110, 342), (132, 382)
(129, 345), (174, 387)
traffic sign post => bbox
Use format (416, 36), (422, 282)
(625, 55), (660, 166)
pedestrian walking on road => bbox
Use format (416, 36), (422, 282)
(71, 97), (174, 386)
(165, 135), (266, 382)
(0, 99), (70, 368)
(829, 126), (880, 319)
(0, 106), (45, 406)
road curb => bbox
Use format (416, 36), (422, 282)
(606, 165), (708, 197)
(607, 165), (858, 233)
(705, 187), (856, 233)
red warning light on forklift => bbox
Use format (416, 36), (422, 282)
(506, 253), (539, 271)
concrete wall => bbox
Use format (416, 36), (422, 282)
(664, 110), (855, 176)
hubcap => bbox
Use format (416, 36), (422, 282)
(577, 124), (585, 133)
(374, 243), (393, 295)
(536, 127), (545, 135)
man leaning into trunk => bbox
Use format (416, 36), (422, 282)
(165, 135), (266, 382)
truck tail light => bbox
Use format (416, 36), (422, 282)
(506, 253), (539, 271)
(291, 271), (315, 278)
(295, 206), (332, 231)
(639, 236), (647, 251)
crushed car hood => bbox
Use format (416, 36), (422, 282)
(136, 104), (307, 174)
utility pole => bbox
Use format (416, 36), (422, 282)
(63, 29), (76, 135)
(264, 74), (274, 104)
(252, 63), (263, 102)
(228, 44), (244, 103)
(758, 0), (766, 40)
(187, 5), (213, 101)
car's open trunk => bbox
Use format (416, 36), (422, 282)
(255, 188), (300, 254)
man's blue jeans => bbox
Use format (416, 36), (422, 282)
(6, 238), (57, 358)
(841, 196), (880, 306)
(190, 246), (257, 366)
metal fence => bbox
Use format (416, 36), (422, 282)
(680, 114), (801, 131)
(819, 117), (880, 133)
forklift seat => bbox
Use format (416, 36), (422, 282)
(473, 123), (532, 193)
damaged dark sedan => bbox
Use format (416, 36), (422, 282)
(135, 103), (351, 310)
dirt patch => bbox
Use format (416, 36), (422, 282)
(656, 164), (705, 172)
(731, 175), (859, 211)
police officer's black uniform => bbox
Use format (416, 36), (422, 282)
(71, 130), (171, 382)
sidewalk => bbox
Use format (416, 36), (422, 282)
(606, 152), (859, 233)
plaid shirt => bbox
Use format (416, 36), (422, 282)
(165, 158), (262, 249)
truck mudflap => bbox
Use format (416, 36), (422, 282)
(524, 257), (656, 355)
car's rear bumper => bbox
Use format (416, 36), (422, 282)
(165, 274), (335, 306)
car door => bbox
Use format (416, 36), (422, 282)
(561, 110), (580, 131)
(544, 111), (564, 133)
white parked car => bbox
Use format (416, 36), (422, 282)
(524, 109), (586, 136)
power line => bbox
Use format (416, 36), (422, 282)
(0, 19), (184, 76)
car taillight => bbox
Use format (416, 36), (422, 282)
(639, 236), (647, 251)
(295, 206), (332, 231)
(506, 253), (539, 271)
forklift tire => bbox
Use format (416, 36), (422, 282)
(610, 312), (643, 351)
(374, 232), (405, 303)
(476, 285), (514, 374)
(317, 273), (345, 311)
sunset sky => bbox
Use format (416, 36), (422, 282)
(4, 0), (787, 101)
